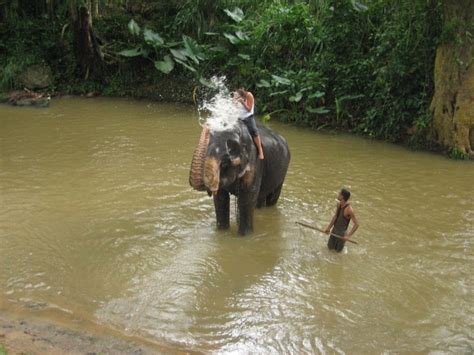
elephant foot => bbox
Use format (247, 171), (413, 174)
(217, 221), (230, 230)
(238, 226), (253, 236)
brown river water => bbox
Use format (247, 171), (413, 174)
(0, 97), (473, 353)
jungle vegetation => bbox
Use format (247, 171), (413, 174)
(1, 1), (472, 156)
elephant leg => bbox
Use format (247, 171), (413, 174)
(213, 190), (230, 229)
(237, 191), (255, 236)
(266, 183), (283, 206)
(256, 194), (266, 208)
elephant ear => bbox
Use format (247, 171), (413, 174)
(226, 139), (241, 158)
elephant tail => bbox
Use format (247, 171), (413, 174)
(189, 126), (210, 191)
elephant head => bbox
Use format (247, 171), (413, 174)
(190, 125), (253, 195)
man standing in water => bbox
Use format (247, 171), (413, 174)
(324, 188), (359, 252)
(234, 87), (265, 160)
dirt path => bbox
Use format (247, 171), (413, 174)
(0, 311), (192, 354)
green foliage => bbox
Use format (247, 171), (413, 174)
(256, 69), (328, 123)
(0, 15), (64, 90)
(114, 0), (442, 143)
(128, 19), (141, 36)
(224, 7), (244, 23)
(154, 55), (174, 74)
(0, 343), (7, 355)
(448, 148), (470, 160)
(0, 57), (22, 90)
(0, 0), (443, 149)
(252, 2), (321, 70)
(118, 19), (209, 84)
(355, 0), (442, 141)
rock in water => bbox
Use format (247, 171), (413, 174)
(8, 90), (51, 108)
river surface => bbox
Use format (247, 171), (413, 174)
(0, 97), (473, 353)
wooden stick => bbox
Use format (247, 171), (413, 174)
(295, 221), (359, 245)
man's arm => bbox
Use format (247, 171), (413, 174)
(344, 207), (359, 239)
(324, 207), (338, 233)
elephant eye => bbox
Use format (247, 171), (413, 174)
(226, 139), (241, 157)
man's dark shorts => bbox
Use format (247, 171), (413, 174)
(240, 115), (259, 138)
(327, 234), (346, 252)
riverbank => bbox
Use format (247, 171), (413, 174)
(0, 310), (193, 354)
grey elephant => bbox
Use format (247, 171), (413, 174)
(189, 121), (290, 235)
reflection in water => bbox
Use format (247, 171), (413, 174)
(0, 98), (473, 353)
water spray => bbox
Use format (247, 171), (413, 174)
(197, 76), (242, 133)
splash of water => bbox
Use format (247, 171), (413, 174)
(198, 76), (243, 132)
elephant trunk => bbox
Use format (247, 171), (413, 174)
(189, 126), (210, 191)
(204, 158), (220, 194)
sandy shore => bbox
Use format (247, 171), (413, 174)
(0, 311), (192, 354)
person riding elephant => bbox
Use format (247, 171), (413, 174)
(189, 119), (290, 236)
(232, 87), (265, 160)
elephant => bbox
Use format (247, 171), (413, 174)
(189, 120), (290, 235)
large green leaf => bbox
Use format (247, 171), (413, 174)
(351, 0), (368, 12)
(164, 41), (181, 48)
(235, 31), (250, 41)
(257, 79), (271, 88)
(128, 19), (140, 36)
(289, 92), (303, 102)
(337, 94), (365, 102)
(170, 48), (188, 61)
(175, 58), (196, 72)
(209, 46), (227, 53)
(269, 90), (288, 96)
(144, 28), (164, 47)
(118, 47), (144, 57)
(182, 35), (205, 64)
(223, 32), (241, 45)
(237, 53), (250, 61)
(306, 106), (330, 114)
(199, 76), (217, 89)
(223, 7), (244, 22)
(308, 91), (325, 99)
(271, 75), (292, 86)
(154, 55), (174, 74)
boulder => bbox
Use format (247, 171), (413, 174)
(17, 64), (53, 90)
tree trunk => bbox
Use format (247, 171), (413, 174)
(429, 0), (474, 157)
(46, 0), (52, 18)
(74, 5), (105, 81)
(92, 0), (99, 18)
(69, 0), (77, 21)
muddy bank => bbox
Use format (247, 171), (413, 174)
(0, 311), (193, 354)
